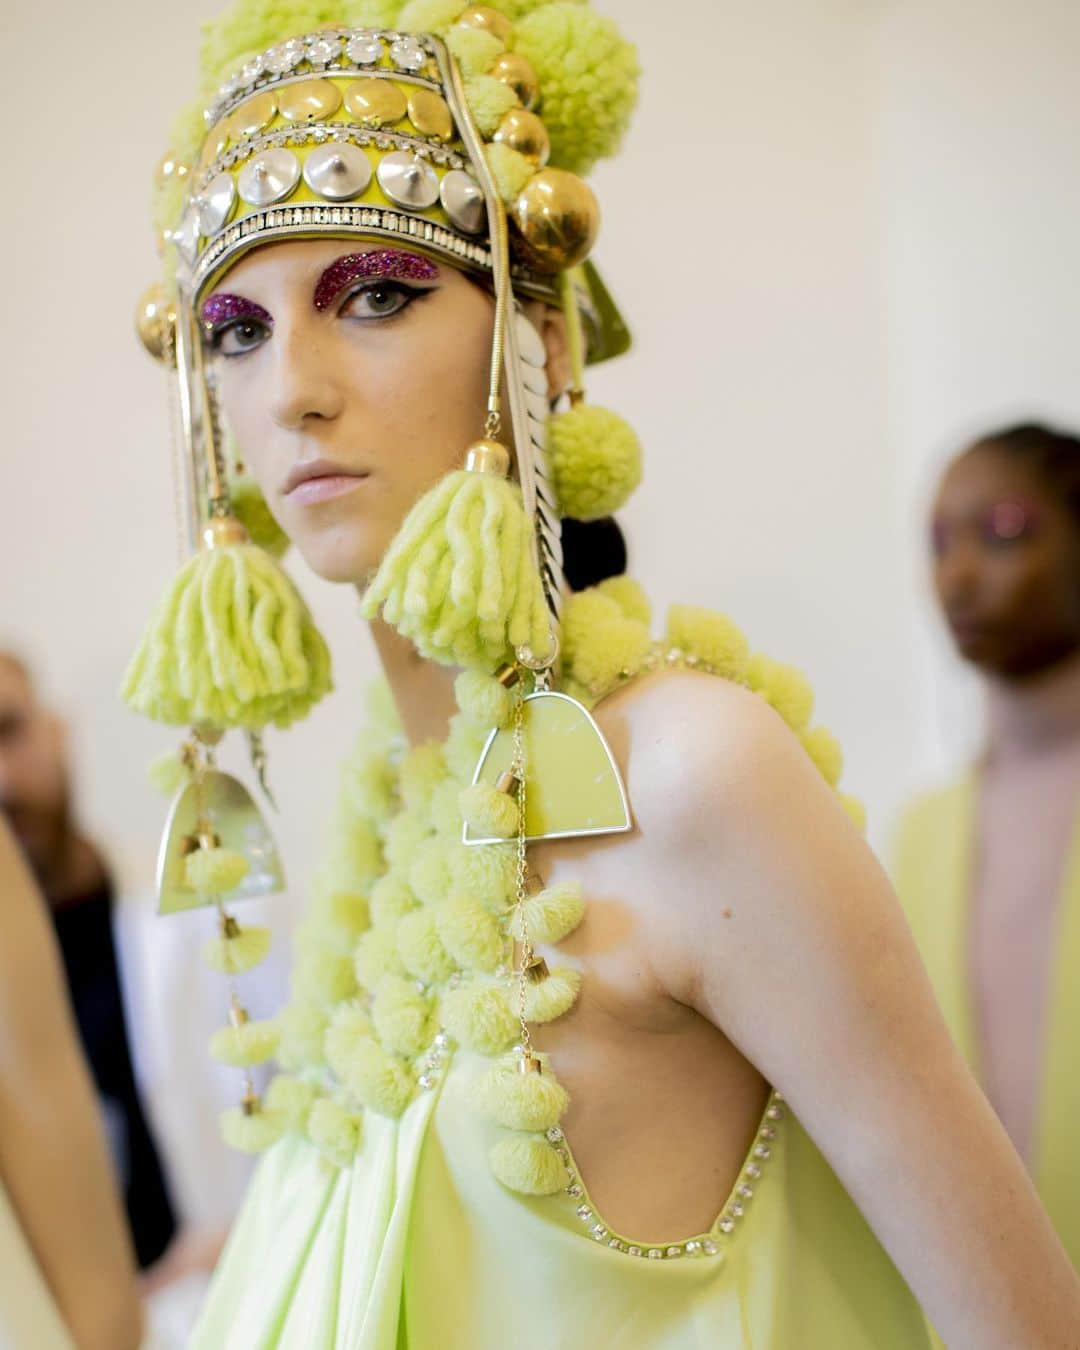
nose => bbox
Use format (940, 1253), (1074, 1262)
(266, 318), (346, 430)
(935, 536), (984, 612)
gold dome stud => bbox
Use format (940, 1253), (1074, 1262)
(464, 438), (511, 476)
(344, 78), (408, 127)
(457, 5), (514, 44)
(134, 282), (176, 365)
(221, 89), (279, 140)
(202, 516), (251, 549)
(489, 52), (540, 111)
(493, 108), (550, 167)
(277, 78), (343, 123)
(155, 152), (190, 187)
(407, 88), (453, 142)
(514, 169), (600, 273)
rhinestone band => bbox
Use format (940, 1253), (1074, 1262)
(545, 1092), (786, 1260)
(417, 1030), (453, 1092)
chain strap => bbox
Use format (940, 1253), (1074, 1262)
(510, 692), (540, 1072)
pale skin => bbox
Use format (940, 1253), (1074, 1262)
(212, 237), (1080, 1346)
(0, 817), (142, 1350)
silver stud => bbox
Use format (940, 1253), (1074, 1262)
(608, 1238), (623, 1250)
(433, 1032), (449, 1049)
(754, 1145), (771, 1160)
(576, 1205), (592, 1221)
(545, 1126), (564, 1143)
(418, 1073), (434, 1089)
(307, 35), (340, 66)
(647, 1249), (662, 1260)
(719, 1219), (735, 1234)
(666, 1246), (683, 1259)
(746, 1164), (761, 1180)
(731, 1204), (744, 1218)
(591, 1224), (607, 1241)
(377, 151), (439, 211)
(346, 33), (383, 65)
(761, 1126), (776, 1140)
(627, 1246), (642, 1258)
(766, 1105), (783, 1120)
(566, 1184), (582, 1197)
(266, 38), (305, 74)
(172, 206), (201, 262)
(389, 35), (425, 70)
(439, 168), (486, 235)
(685, 1240), (702, 1256)
(196, 173), (237, 236)
(303, 142), (373, 200)
(702, 1238), (718, 1256)
(737, 1184), (754, 1199)
(238, 149), (301, 205)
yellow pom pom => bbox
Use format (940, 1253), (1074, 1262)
(446, 22), (504, 73)
(400, 743), (447, 812)
(459, 783), (519, 839)
(396, 909), (457, 984)
(840, 792), (867, 833)
(446, 841), (517, 912)
(508, 880), (584, 945)
(665, 605), (749, 680)
(747, 655), (815, 733)
(472, 1054), (569, 1131)
(801, 725), (844, 787)
(307, 1097), (362, 1168)
(342, 752), (397, 822)
(409, 836), (451, 905)
(185, 846), (249, 895)
(320, 813), (382, 891)
(463, 73), (520, 136)
(276, 1000), (328, 1070)
(294, 943), (359, 1009)
(430, 779), (466, 838)
(455, 669), (513, 730)
(436, 897), (505, 972)
(229, 473), (289, 558)
(384, 812), (431, 872)
(265, 1074), (318, 1130)
(439, 979), (518, 1053)
(489, 1132), (567, 1195)
(220, 1101), (284, 1155)
(308, 889), (370, 952)
(561, 590), (652, 696)
(485, 141), (534, 203)
(547, 404), (643, 521)
(325, 1020), (414, 1117)
(371, 975), (433, 1057)
(595, 576), (651, 626)
(210, 1018), (280, 1067)
(444, 714), (487, 783)
(354, 926), (407, 989)
(369, 874), (417, 927)
(147, 748), (190, 797)
(522, 966), (581, 1023)
(201, 923), (271, 975)
(398, 0), (466, 33)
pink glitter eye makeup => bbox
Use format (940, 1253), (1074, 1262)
(313, 250), (440, 312)
(201, 293), (273, 335)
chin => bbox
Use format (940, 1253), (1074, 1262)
(293, 528), (389, 587)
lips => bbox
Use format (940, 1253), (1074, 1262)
(283, 458), (369, 504)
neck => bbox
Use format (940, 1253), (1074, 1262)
(984, 647), (1080, 763)
(368, 616), (459, 747)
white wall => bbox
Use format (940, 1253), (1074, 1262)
(2, 0), (1077, 902)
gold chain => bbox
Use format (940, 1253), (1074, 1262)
(511, 693), (535, 1064)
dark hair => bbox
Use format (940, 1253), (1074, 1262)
(560, 517), (627, 592)
(972, 422), (1080, 525)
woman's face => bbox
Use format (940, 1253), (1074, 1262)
(930, 443), (1080, 677)
(202, 237), (498, 585)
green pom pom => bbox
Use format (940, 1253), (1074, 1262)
(354, 925), (407, 989)
(485, 141), (535, 203)
(446, 24), (504, 75)
(473, 1054), (569, 1131)
(516, 4), (639, 175)
(444, 714), (487, 783)
(294, 940), (359, 1009)
(307, 1097), (362, 1168)
(398, 0), (466, 32)
(801, 725), (844, 787)
(463, 74), (520, 136)
(508, 880), (584, 945)
(185, 845), (249, 895)
(342, 751), (398, 822)
(276, 1000), (328, 1069)
(561, 590), (652, 696)
(201, 923), (271, 975)
(522, 966), (580, 1023)
(840, 792), (867, 834)
(396, 909), (457, 984)
(446, 841), (517, 912)
(400, 743), (447, 812)
(229, 474), (289, 558)
(384, 812), (431, 872)
(320, 812), (382, 891)
(430, 779), (466, 838)
(436, 897), (505, 972)
(439, 980), (518, 1053)
(489, 1132), (567, 1195)
(122, 540), (332, 730)
(200, 0), (356, 85)
(409, 836), (451, 905)
(666, 605), (749, 681)
(361, 468), (553, 670)
(347, 0), (399, 23)
(595, 576), (650, 626)
(459, 783), (519, 838)
(455, 669), (514, 730)
(210, 1018), (280, 1067)
(547, 405), (642, 521)
(747, 655), (815, 732)
(370, 874), (417, 927)
(147, 748), (190, 797)
(265, 1074), (318, 1129)
(325, 1012), (414, 1116)
(307, 889), (370, 953)
(164, 99), (206, 178)
(220, 1101), (285, 1154)
(371, 975), (433, 1057)
(494, 0), (584, 18)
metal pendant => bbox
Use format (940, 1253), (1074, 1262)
(238, 149), (301, 206)
(465, 691), (632, 845)
(156, 770), (285, 915)
(303, 142), (373, 200)
(377, 150), (440, 210)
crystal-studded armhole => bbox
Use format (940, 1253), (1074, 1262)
(545, 1090), (787, 1262)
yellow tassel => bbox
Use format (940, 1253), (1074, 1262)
(489, 1133), (567, 1196)
(439, 979), (518, 1054)
(396, 909), (458, 984)
(209, 1018), (280, 1067)
(200, 921), (270, 975)
(454, 669), (514, 730)
(185, 845), (248, 895)
(446, 841), (517, 913)
(459, 783), (519, 839)
(306, 1097), (362, 1168)
(324, 1022), (414, 1117)
(147, 748), (191, 797)
(436, 897), (505, 972)
(369, 874), (418, 928)
(472, 1053), (569, 1131)
(229, 473), (290, 558)
(522, 967), (581, 1024)
(370, 975), (433, 1058)
(264, 1074), (318, 1130)
(353, 926), (407, 989)
(220, 1099), (284, 1154)
(508, 880), (585, 945)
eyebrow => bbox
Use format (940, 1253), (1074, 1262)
(313, 250), (440, 312)
(201, 293), (273, 332)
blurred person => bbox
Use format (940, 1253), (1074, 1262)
(894, 422), (1080, 1267)
(0, 814), (143, 1349)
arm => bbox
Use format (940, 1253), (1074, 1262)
(0, 819), (142, 1350)
(620, 670), (1080, 1349)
